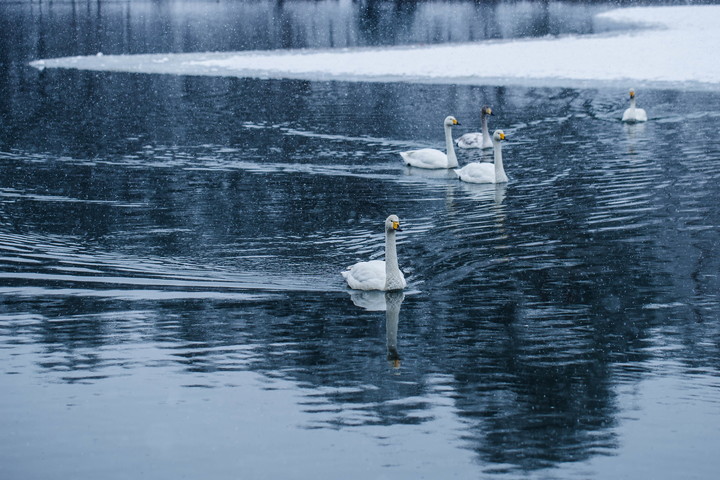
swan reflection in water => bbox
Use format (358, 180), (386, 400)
(402, 164), (459, 181)
(458, 181), (507, 205)
(623, 120), (647, 156)
(348, 290), (405, 369)
(458, 182), (508, 240)
(384, 291), (403, 369)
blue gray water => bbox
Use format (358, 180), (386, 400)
(2, 1), (719, 479)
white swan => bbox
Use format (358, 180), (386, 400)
(400, 116), (460, 169)
(454, 130), (508, 184)
(622, 89), (648, 123)
(341, 215), (407, 291)
(456, 106), (493, 149)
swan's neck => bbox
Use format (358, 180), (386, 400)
(384, 230), (403, 290)
(481, 114), (490, 143)
(493, 140), (508, 183)
(444, 125), (458, 168)
(630, 97), (637, 109)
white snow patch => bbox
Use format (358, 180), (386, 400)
(29, 6), (720, 90)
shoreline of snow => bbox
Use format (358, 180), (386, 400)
(29, 6), (720, 91)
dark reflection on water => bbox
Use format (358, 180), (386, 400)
(1, 0), (620, 63)
(2, 1), (720, 479)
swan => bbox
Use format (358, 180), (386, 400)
(400, 116), (460, 169)
(341, 215), (407, 291)
(456, 106), (493, 149)
(454, 130), (508, 184)
(621, 89), (647, 123)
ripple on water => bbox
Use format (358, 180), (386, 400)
(0, 229), (340, 299)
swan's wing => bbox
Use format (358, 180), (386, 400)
(400, 148), (449, 169)
(342, 260), (386, 290)
(455, 162), (496, 184)
(456, 133), (482, 149)
(622, 108), (647, 122)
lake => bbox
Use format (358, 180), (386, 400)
(1, 1), (719, 479)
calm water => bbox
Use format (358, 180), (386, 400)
(2, 1), (720, 479)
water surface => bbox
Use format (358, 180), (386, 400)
(1, 1), (719, 479)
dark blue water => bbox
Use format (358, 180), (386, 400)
(2, 1), (720, 479)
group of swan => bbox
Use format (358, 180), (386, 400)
(401, 111), (508, 184)
(343, 90), (648, 291)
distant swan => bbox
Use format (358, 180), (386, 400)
(341, 215), (407, 291)
(400, 116), (460, 169)
(454, 130), (508, 184)
(622, 89), (647, 123)
(456, 105), (493, 149)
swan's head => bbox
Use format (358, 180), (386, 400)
(493, 130), (506, 142)
(629, 89), (636, 99)
(385, 215), (402, 233)
(444, 116), (460, 128)
(481, 106), (493, 116)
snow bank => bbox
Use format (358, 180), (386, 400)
(30, 6), (720, 90)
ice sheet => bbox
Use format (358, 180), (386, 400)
(30, 6), (720, 90)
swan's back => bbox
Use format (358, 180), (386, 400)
(401, 148), (455, 169)
(456, 133), (482, 149)
(622, 107), (648, 122)
(456, 133), (492, 149)
(454, 162), (496, 184)
(342, 260), (387, 291)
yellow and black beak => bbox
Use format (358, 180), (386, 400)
(453, 118), (461, 126)
(392, 221), (402, 232)
(629, 90), (635, 98)
(499, 132), (506, 141)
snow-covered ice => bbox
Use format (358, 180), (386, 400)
(30, 6), (720, 90)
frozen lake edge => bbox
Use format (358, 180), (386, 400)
(29, 5), (720, 91)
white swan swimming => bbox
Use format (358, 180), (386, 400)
(341, 215), (407, 291)
(622, 89), (648, 123)
(454, 130), (508, 184)
(400, 116), (460, 169)
(456, 105), (493, 149)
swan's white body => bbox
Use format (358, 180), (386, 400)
(455, 130), (508, 184)
(341, 215), (407, 291)
(622, 89), (647, 122)
(456, 106), (493, 149)
(400, 116), (460, 169)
